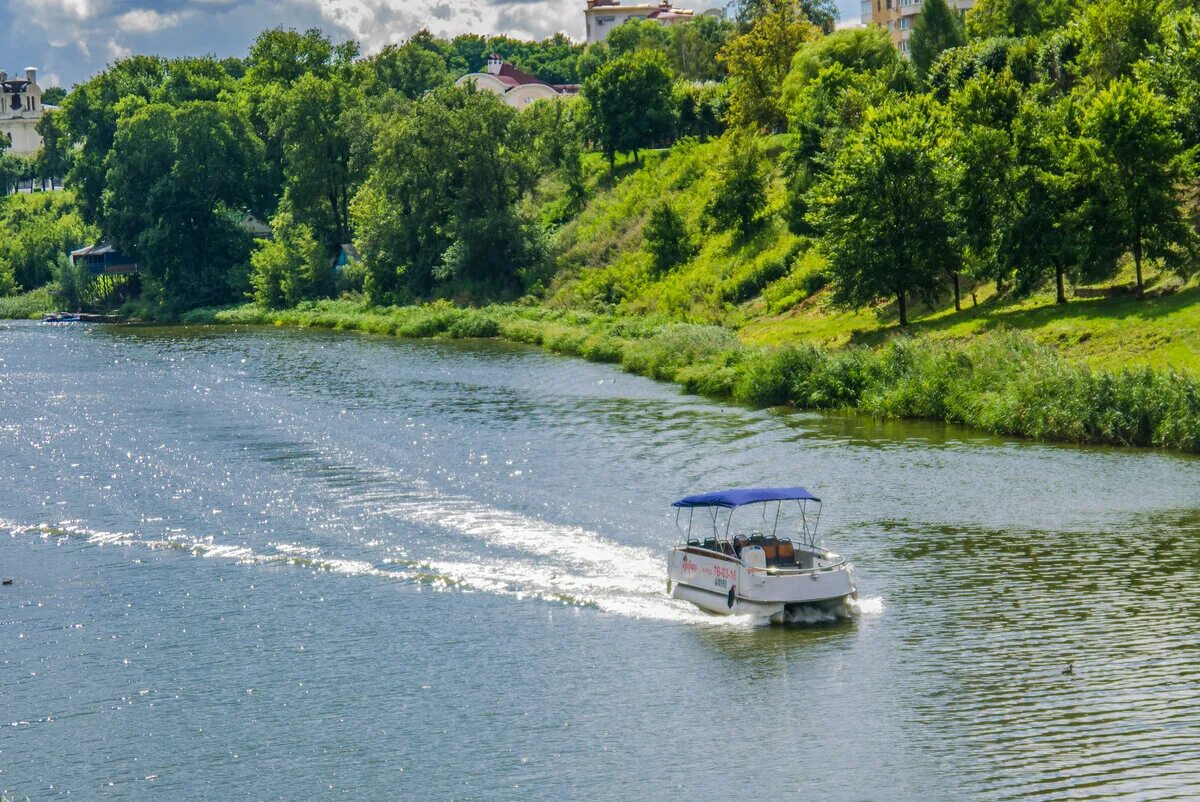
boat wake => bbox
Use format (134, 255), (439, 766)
(777, 594), (886, 624)
(0, 514), (735, 626)
(2, 507), (882, 627)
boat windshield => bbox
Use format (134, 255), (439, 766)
(672, 488), (823, 548)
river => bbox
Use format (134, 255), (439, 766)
(2, 320), (1199, 800)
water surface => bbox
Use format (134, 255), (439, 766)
(2, 321), (1199, 800)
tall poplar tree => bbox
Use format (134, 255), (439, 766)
(910, 0), (965, 78)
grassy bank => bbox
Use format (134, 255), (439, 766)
(185, 298), (1200, 453)
(0, 286), (53, 320)
(556, 140), (1200, 374)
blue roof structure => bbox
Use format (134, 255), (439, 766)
(671, 487), (820, 509)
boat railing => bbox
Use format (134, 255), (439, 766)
(758, 554), (847, 575)
(678, 543), (848, 574)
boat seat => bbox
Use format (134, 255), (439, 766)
(762, 539), (779, 564)
(702, 538), (719, 552)
(777, 540), (796, 565)
(687, 539), (700, 547)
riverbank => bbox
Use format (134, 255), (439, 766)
(180, 299), (1200, 453)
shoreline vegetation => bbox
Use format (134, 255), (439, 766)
(173, 299), (1200, 453)
(6, 3), (1200, 454)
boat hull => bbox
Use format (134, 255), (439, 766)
(670, 581), (787, 619)
(667, 545), (856, 622)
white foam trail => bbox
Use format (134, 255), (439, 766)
(2, 519), (403, 581)
(2, 514), (871, 628)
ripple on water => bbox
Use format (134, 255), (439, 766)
(2, 322), (1200, 800)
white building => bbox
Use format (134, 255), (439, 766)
(456, 55), (579, 110)
(584, 0), (699, 44)
(0, 67), (48, 155)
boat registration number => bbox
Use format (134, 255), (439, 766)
(705, 564), (736, 582)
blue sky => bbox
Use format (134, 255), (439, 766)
(3, 0), (863, 89)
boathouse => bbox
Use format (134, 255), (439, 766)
(70, 242), (140, 275)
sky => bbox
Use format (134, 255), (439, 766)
(3, 0), (863, 89)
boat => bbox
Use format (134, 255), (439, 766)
(666, 487), (857, 622)
(40, 312), (123, 323)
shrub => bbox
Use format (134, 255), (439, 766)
(447, 312), (500, 339)
(705, 134), (769, 240)
(644, 201), (695, 274)
(621, 323), (741, 380)
(250, 215), (333, 309)
(0, 285), (54, 319)
(51, 254), (95, 311)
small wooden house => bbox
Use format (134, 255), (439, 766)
(70, 242), (139, 275)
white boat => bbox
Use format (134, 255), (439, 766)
(666, 487), (857, 622)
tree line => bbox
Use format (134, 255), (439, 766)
(12, 0), (1200, 323)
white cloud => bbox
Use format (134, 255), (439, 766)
(46, 0), (95, 22)
(106, 38), (132, 60)
(314, 0), (584, 53)
(116, 9), (183, 34)
(0, 0), (593, 86)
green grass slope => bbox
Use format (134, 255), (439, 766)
(547, 138), (1200, 374)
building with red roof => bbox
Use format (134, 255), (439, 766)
(456, 55), (580, 110)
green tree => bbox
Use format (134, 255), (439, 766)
(582, 50), (677, 166)
(450, 34), (488, 74)
(475, 33), (583, 84)
(1077, 0), (1160, 86)
(738, 0), (838, 33)
(358, 41), (452, 100)
(250, 212), (330, 308)
(352, 86), (540, 302)
(35, 109), (71, 187)
(996, 98), (1093, 304)
(964, 0), (1071, 39)
(51, 254), (94, 311)
(265, 73), (364, 250)
(238, 28), (357, 217)
(1078, 79), (1194, 297)
(644, 202), (695, 273)
(243, 28), (351, 87)
(668, 16), (736, 82)
(943, 71), (1023, 305)
(785, 59), (907, 168)
(579, 19), (671, 79)
(786, 25), (903, 90)
(41, 86), (67, 106)
(807, 98), (954, 326)
(676, 80), (727, 140)
(1138, 11), (1200, 148)
(63, 56), (169, 223)
(153, 57), (237, 104)
(705, 134), (769, 239)
(103, 100), (266, 308)
(720, 0), (820, 131)
(0, 192), (98, 291)
(910, 0), (966, 78)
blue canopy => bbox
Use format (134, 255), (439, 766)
(672, 487), (820, 509)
